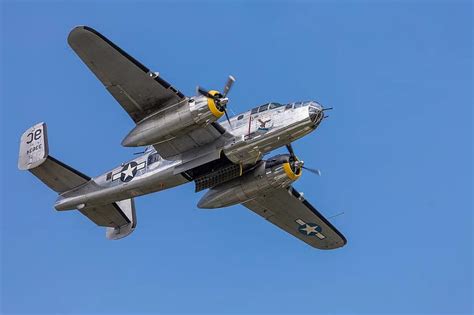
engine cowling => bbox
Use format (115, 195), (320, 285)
(197, 154), (302, 209)
(121, 93), (224, 147)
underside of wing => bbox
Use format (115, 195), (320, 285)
(243, 186), (347, 249)
(68, 26), (186, 123)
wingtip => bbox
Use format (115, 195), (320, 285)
(316, 238), (347, 250)
(68, 25), (101, 45)
(68, 25), (86, 46)
(69, 25), (95, 33)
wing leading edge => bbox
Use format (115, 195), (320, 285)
(68, 26), (228, 161)
(68, 26), (186, 123)
(243, 186), (347, 249)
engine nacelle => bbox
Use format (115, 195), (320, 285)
(197, 154), (302, 209)
(121, 93), (224, 147)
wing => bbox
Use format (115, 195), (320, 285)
(242, 186), (347, 249)
(68, 26), (186, 123)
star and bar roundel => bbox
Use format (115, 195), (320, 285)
(112, 161), (146, 182)
(296, 219), (326, 240)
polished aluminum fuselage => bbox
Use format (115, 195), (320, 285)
(55, 102), (323, 211)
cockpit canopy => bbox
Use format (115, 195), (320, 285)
(250, 101), (322, 114)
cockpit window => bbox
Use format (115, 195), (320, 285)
(285, 103), (293, 110)
(294, 102), (303, 108)
(268, 103), (283, 109)
(258, 104), (269, 112)
(251, 103), (283, 114)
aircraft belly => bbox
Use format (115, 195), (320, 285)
(55, 168), (189, 210)
(224, 118), (313, 165)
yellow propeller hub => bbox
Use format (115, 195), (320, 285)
(207, 90), (225, 118)
(282, 157), (302, 180)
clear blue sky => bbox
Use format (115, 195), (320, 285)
(1, 1), (472, 314)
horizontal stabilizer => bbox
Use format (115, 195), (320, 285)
(80, 199), (137, 240)
(19, 122), (137, 240)
(29, 156), (90, 193)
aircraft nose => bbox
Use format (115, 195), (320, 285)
(309, 104), (323, 123)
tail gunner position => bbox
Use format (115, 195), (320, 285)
(19, 26), (346, 249)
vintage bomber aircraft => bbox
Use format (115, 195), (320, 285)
(18, 26), (346, 249)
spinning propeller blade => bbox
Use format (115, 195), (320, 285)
(224, 110), (232, 127)
(222, 75), (235, 97)
(286, 143), (321, 176)
(286, 144), (296, 159)
(302, 166), (321, 176)
(197, 75), (236, 129)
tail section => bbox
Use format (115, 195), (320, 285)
(106, 199), (137, 240)
(18, 122), (49, 171)
(19, 123), (136, 239)
(18, 122), (90, 193)
(80, 198), (137, 240)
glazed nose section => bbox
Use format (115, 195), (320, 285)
(308, 103), (323, 123)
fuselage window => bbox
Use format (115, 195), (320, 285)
(237, 114), (244, 120)
(259, 104), (269, 112)
(269, 103), (283, 109)
(147, 153), (160, 165)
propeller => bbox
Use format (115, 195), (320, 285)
(285, 143), (301, 174)
(222, 75), (235, 97)
(302, 166), (321, 176)
(285, 143), (321, 176)
(197, 75), (235, 127)
(286, 144), (295, 159)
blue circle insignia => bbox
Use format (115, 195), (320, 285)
(120, 161), (138, 182)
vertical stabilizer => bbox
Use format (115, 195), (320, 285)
(19, 122), (137, 240)
(18, 122), (49, 170)
(105, 199), (137, 240)
(19, 123), (90, 193)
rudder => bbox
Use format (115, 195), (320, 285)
(18, 122), (49, 170)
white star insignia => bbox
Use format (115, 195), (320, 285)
(122, 164), (136, 180)
(301, 224), (318, 235)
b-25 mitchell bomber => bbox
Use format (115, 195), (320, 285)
(19, 26), (346, 249)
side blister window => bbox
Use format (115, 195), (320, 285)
(147, 153), (160, 166)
